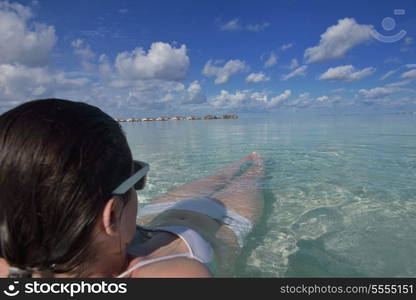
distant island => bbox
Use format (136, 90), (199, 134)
(115, 114), (239, 122)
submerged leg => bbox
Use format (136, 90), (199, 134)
(203, 154), (266, 275)
(136, 153), (267, 276)
(148, 152), (259, 204)
(208, 154), (265, 223)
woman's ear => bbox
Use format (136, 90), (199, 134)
(102, 197), (121, 236)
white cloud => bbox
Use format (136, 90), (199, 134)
(220, 18), (241, 31)
(358, 87), (396, 99)
(98, 54), (113, 77)
(316, 95), (329, 102)
(298, 92), (310, 99)
(304, 18), (372, 63)
(246, 22), (270, 32)
(184, 81), (206, 104)
(281, 43), (293, 51)
(315, 95), (342, 105)
(125, 90), (170, 111)
(0, 1), (57, 66)
(319, 65), (375, 82)
(385, 80), (412, 87)
(379, 70), (397, 81)
(264, 52), (277, 68)
(174, 83), (185, 92)
(0, 63), (88, 101)
(210, 89), (291, 110)
(88, 79), (206, 114)
(289, 58), (299, 70)
(286, 92), (311, 108)
(210, 90), (250, 109)
(246, 72), (270, 83)
(117, 80), (187, 111)
(330, 88), (346, 93)
(406, 64), (416, 69)
(282, 65), (308, 80)
(71, 39), (96, 71)
(384, 57), (401, 64)
(401, 69), (416, 80)
(404, 37), (414, 45)
(202, 59), (248, 84)
(401, 37), (415, 52)
(71, 39), (82, 49)
(249, 92), (268, 104)
(71, 39), (96, 60)
(220, 18), (270, 32)
(284, 93), (342, 108)
(159, 93), (174, 103)
(115, 42), (189, 82)
(0, 2), (88, 105)
(268, 90), (291, 106)
(0, 64), (52, 99)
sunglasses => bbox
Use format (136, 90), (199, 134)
(112, 160), (150, 195)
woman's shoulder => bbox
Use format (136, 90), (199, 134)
(0, 258), (9, 278)
(129, 256), (212, 278)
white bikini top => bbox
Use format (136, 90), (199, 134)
(117, 226), (214, 278)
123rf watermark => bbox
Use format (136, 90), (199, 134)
(281, 284), (414, 295)
(370, 9), (407, 43)
(3, 280), (127, 297)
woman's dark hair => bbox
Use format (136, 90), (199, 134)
(0, 99), (133, 277)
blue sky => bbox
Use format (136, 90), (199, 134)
(0, 0), (415, 117)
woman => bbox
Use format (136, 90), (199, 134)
(0, 98), (265, 278)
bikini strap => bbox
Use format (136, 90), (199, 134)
(117, 253), (192, 278)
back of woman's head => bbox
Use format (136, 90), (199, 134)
(0, 99), (133, 277)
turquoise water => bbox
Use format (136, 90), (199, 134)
(121, 113), (416, 277)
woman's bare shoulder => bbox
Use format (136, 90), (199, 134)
(0, 258), (9, 278)
(131, 257), (212, 278)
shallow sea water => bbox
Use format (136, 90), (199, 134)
(121, 113), (416, 277)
